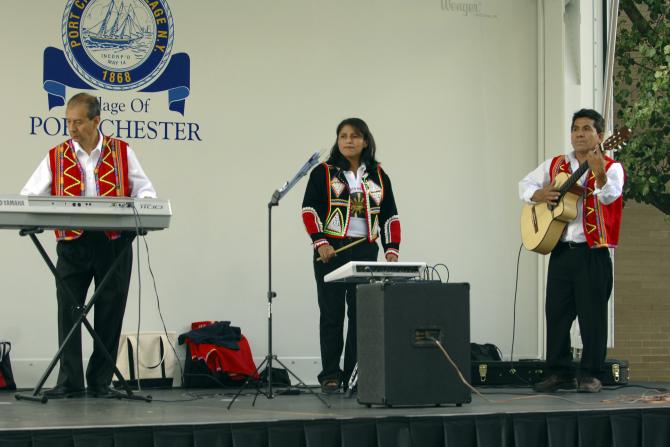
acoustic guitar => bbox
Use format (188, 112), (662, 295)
(520, 128), (630, 254)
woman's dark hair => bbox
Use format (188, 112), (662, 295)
(327, 118), (378, 170)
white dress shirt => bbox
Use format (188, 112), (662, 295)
(21, 133), (157, 198)
(518, 152), (624, 243)
(343, 165), (368, 238)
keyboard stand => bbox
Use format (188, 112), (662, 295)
(14, 228), (151, 403)
(345, 363), (358, 398)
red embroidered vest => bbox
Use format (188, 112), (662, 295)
(48, 136), (131, 241)
(549, 155), (623, 248)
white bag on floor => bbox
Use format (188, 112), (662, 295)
(115, 331), (177, 388)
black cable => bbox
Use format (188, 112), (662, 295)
(140, 234), (185, 386)
(146, 386), (254, 403)
(137, 375), (268, 403)
(180, 372), (253, 389)
(603, 384), (668, 392)
(131, 203), (143, 392)
(478, 389), (537, 395)
(426, 265), (441, 282)
(422, 264), (451, 283)
(149, 396), (203, 403)
(495, 243), (532, 388)
(510, 243), (523, 363)
(131, 203), (252, 394)
(433, 263), (450, 283)
(476, 384), (538, 390)
(150, 393), (252, 403)
(129, 203), (185, 390)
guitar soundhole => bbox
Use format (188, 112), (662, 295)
(531, 206), (538, 233)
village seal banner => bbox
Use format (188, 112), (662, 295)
(44, 0), (190, 114)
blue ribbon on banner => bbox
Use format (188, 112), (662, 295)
(43, 47), (94, 110)
(43, 47), (190, 115)
(140, 53), (191, 115)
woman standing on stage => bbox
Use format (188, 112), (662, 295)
(301, 117), (401, 394)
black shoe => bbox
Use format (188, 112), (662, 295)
(533, 374), (577, 393)
(87, 385), (112, 398)
(577, 376), (602, 393)
(43, 385), (85, 399)
(320, 378), (341, 394)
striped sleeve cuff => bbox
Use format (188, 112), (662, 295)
(385, 247), (399, 258)
(313, 238), (330, 249)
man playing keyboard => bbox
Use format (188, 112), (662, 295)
(21, 93), (156, 398)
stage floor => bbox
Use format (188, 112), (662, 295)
(1, 383), (669, 430)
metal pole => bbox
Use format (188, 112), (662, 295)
(267, 203), (274, 398)
(603, 0), (620, 133)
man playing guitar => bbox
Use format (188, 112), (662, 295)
(518, 108), (625, 393)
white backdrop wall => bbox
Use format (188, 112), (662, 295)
(0, 0), (559, 387)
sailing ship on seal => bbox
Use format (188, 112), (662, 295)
(83, 0), (148, 48)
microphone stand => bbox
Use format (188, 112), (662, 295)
(228, 152), (330, 409)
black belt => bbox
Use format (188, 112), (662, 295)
(557, 241), (588, 249)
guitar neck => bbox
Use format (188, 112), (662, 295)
(558, 160), (590, 196)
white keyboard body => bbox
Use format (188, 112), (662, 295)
(0, 195), (171, 231)
(324, 261), (426, 283)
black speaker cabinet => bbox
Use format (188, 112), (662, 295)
(356, 282), (471, 407)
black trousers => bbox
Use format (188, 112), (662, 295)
(545, 241), (613, 377)
(313, 238), (378, 386)
(55, 231), (133, 390)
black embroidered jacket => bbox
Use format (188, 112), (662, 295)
(301, 162), (401, 257)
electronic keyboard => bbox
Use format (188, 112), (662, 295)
(324, 261), (426, 283)
(0, 195), (171, 231)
